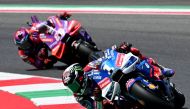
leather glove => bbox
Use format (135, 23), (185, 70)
(38, 48), (47, 60)
(117, 42), (132, 53)
(58, 12), (71, 20)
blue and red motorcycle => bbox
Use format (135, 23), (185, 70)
(85, 48), (185, 109)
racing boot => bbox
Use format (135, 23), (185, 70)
(157, 64), (175, 77)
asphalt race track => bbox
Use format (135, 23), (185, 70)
(0, 0), (190, 109)
(1, 0), (190, 5)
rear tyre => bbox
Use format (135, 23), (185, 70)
(72, 40), (99, 61)
(172, 87), (185, 109)
(130, 82), (175, 109)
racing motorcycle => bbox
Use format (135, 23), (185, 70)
(28, 15), (99, 66)
(85, 48), (185, 109)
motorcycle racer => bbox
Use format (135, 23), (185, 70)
(14, 27), (57, 69)
(14, 12), (96, 69)
(62, 63), (118, 109)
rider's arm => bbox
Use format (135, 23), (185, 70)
(93, 87), (104, 109)
(18, 48), (48, 69)
(18, 48), (35, 65)
(75, 95), (95, 109)
(75, 95), (104, 109)
(57, 12), (71, 20)
(35, 47), (57, 69)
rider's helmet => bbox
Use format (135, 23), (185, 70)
(14, 27), (32, 50)
(116, 42), (132, 53)
(62, 63), (84, 93)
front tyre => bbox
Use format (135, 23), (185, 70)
(129, 82), (175, 109)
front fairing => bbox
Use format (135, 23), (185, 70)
(39, 20), (69, 59)
(39, 20), (68, 49)
(136, 59), (163, 80)
(100, 48), (140, 74)
(86, 69), (111, 88)
(67, 20), (81, 36)
(85, 48), (142, 101)
(85, 69), (114, 99)
(86, 68), (122, 101)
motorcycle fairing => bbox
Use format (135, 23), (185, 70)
(67, 20), (81, 36)
(136, 60), (153, 77)
(39, 18), (82, 59)
(103, 81), (121, 101)
(86, 69), (121, 102)
(121, 53), (139, 74)
(126, 77), (157, 93)
(39, 29), (67, 59)
(136, 60), (162, 80)
(86, 69), (111, 86)
(101, 49), (139, 74)
(39, 19), (69, 59)
(51, 42), (66, 59)
(48, 16), (68, 31)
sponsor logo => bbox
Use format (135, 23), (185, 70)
(148, 84), (156, 90)
(93, 76), (102, 80)
(41, 38), (53, 42)
(126, 79), (135, 91)
(98, 77), (111, 89)
(116, 53), (125, 67)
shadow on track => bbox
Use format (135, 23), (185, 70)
(26, 65), (68, 71)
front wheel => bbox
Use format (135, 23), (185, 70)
(129, 82), (175, 109)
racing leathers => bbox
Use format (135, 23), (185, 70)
(62, 63), (115, 109)
(73, 76), (105, 109)
(17, 31), (57, 69)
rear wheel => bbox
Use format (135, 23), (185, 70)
(172, 86), (185, 109)
(129, 82), (175, 109)
(72, 40), (100, 61)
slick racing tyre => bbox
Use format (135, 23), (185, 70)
(129, 82), (175, 109)
(171, 86), (185, 109)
